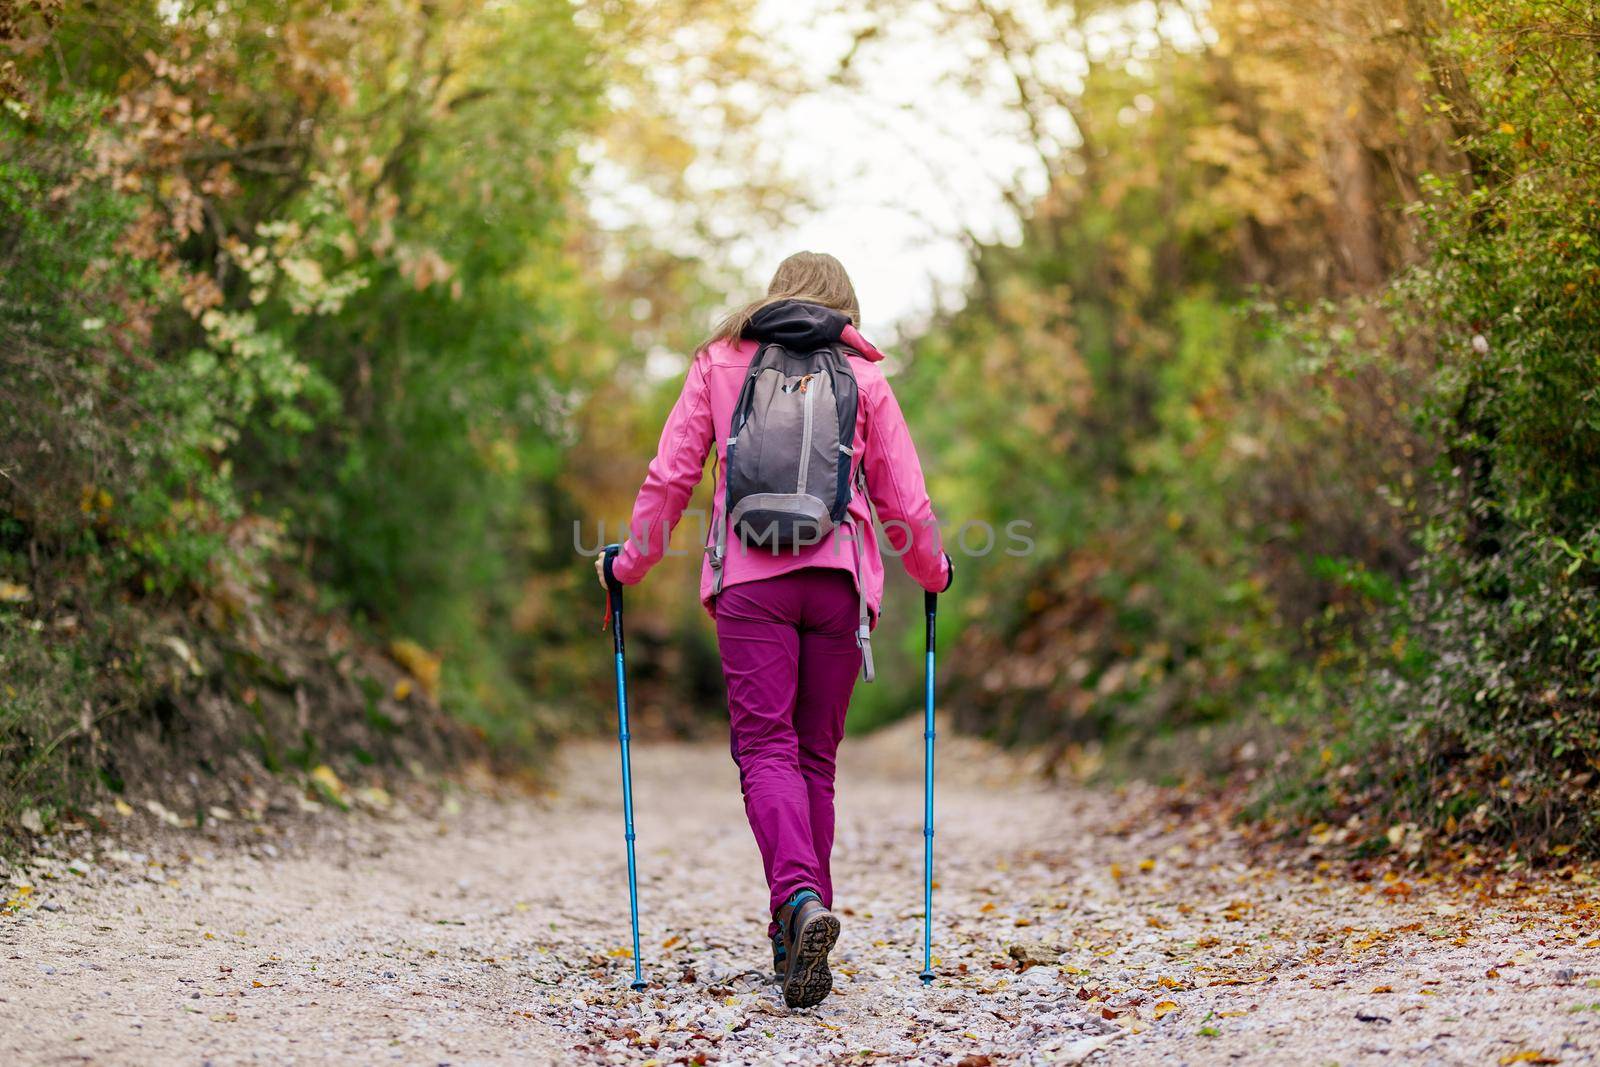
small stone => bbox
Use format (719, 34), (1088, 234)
(1016, 966), (1059, 988)
(1007, 941), (1065, 967)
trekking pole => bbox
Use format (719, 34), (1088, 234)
(920, 588), (937, 986)
(602, 544), (647, 992)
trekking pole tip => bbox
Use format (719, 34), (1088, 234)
(919, 970), (935, 986)
(630, 978), (648, 992)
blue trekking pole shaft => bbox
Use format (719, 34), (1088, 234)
(920, 588), (937, 986)
(603, 545), (647, 992)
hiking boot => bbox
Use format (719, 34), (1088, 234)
(775, 889), (839, 1009)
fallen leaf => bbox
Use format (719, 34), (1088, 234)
(389, 638), (441, 699)
(1154, 1000), (1180, 1019)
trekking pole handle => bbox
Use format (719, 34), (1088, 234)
(603, 543), (624, 615)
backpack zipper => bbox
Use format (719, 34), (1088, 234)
(796, 375), (817, 493)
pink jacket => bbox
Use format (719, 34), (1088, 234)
(610, 322), (950, 622)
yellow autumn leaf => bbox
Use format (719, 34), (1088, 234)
(1499, 1052), (1559, 1065)
(309, 764), (348, 802)
(1154, 1000), (1180, 1018)
(606, 945), (633, 958)
(389, 638), (442, 699)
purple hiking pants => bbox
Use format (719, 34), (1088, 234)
(715, 568), (862, 927)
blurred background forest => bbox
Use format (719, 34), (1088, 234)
(2, 0), (1596, 861)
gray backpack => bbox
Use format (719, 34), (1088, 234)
(708, 299), (875, 680)
(724, 342), (859, 549)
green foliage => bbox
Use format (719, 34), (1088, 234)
(0, 0), (761, 830)
(1296, 0), (1600, 851)
(897, 0), (1600, 856)
(894, 42), (1391, 755)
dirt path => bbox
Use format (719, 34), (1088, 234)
(3, 722), (1598, 1066)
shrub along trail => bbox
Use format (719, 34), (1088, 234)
(2, 724), (1597, 1066)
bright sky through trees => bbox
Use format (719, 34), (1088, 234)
(584, 1), (1204, 342)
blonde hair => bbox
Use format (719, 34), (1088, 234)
(704, 251), (860, 349)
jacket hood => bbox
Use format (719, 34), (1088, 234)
(745, 299), (884, 362)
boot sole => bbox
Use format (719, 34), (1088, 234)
(782, 910), (840, 1009)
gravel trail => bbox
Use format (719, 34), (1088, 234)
(3, 722), (1598, 1065)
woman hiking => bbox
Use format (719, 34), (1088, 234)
(596, 251), (951, 1009)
